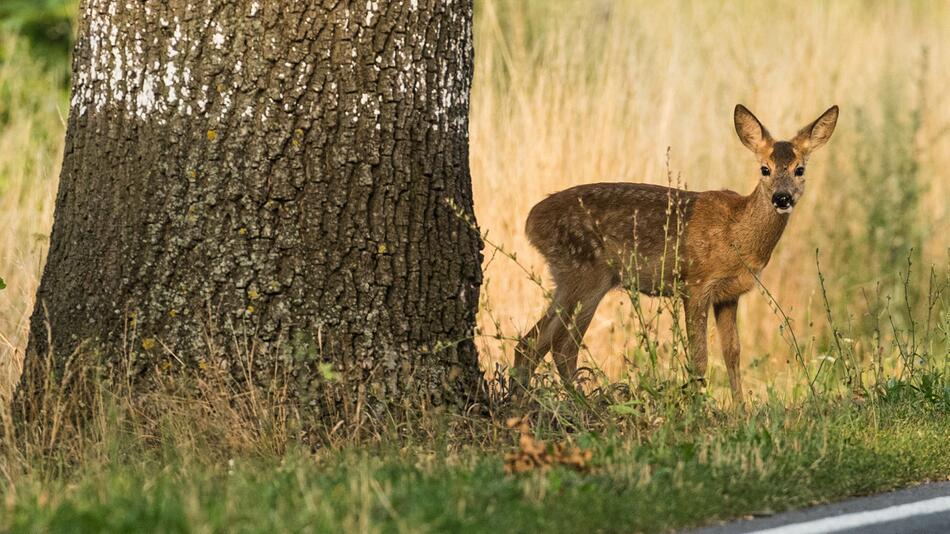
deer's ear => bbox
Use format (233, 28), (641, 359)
(793, 105), (838, 153)
(734, 105), (773, 153)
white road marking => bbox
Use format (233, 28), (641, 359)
(748, 496), (950, 534)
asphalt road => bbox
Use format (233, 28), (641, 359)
(688, 481), (950, 534)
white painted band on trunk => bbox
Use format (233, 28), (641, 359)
(748, 495), (950, 534)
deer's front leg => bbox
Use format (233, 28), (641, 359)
(683, 292), (710, 383)
(714, 300), (743, 403)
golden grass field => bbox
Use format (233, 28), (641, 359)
(0, 34), (63, 401)
(469, 0), (950, 397)
(2, 0), (949, 402)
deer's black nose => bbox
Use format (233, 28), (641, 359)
(772, 192), (793, 210)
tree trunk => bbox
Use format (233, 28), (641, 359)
(20, 0), (483, 425)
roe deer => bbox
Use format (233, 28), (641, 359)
(513, 105), (838, 401)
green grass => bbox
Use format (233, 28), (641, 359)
(3, 383), (948, 533)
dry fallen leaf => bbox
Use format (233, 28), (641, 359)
(503, 416), (593, 475)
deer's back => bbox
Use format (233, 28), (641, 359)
(526, 182), (698, 294)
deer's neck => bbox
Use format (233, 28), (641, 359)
(736, 182), (789, 269)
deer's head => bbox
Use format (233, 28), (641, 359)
(734, 105), (838, 214)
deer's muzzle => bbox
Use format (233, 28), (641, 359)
(771, 192), (794, 213)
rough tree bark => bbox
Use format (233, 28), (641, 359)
(20, 0), (483, 424)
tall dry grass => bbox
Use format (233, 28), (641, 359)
(470, 0), (950, 397)
(1, 1), (949, 403)
(0, 36), (62, 402)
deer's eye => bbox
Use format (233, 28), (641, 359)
(760, 166), (771, 176)
(795, 166), (805, 176)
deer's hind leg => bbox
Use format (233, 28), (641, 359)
(549, 271), (614, 386)
(513, 300), (560, 388)
(513, 269), (613, 388)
